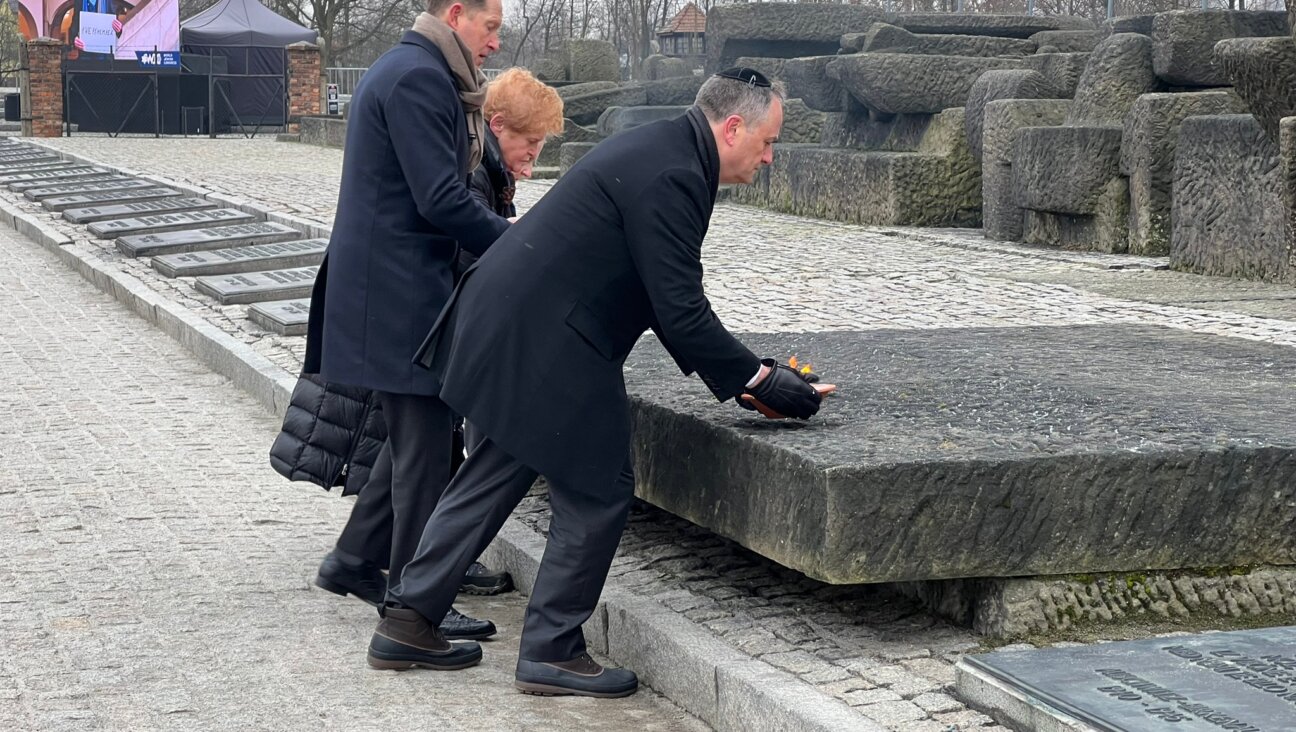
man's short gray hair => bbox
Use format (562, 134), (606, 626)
(695, 75), (787, 126)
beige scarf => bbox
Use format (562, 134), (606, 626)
(411, 12), (487, 171)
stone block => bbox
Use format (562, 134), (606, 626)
(852, 22), (1037, 57)
(1013, 125), (1123, 216)
(981, 162), (1019, 242)
(561, 86), (648, 126)
(556, 80), (620, 100)
(1171, 114), (1287, 281)
(828, 54), (1021, 115)
(736, 56), (844, 112)
(819, 110), (934, 151)
(964, 70), (1057, 162)
(1284, 117), (1296, 281)
(1028, 30), (1099, 53)
(642, 76), (704, 106)
(1100, 14), (1155, 40)
(1152, 9), (1288, 87)
(705, 3), (884, 72)
(981, 99), (1072, 241)
(780, 99), (825, 145)
(567, 39), (620, 82)
(534, 56), (567, 82)
(298, 116), (327, 146)
(926, 567), (1296, 638)
(597, 106), (687, 137)
(1021, 180), (1130, 253)
(624, 325), (1296, 585)
(537, 119), (601, 167)
(888, 13), (1096, 39)
(558, 142), (598, 177)
(1215, 36), (1296, 144)
(1021, 52), (1090, 99)
(1122, 91), (1244, 256)
(641, 54), (691, 80)
(1067, 33), (1161, 126)
(730, 109), (979, 227)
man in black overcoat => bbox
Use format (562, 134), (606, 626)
(302, 0), (510, 638)
(366, 69), (824, 694)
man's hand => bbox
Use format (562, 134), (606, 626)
(737, 358), (821, 419)
(113, 18), (123, 34)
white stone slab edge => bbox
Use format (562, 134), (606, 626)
(954, 659), (1098, 732)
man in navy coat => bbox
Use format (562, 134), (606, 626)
(302, 0), (509, 638)
(366, 69), (824, 695)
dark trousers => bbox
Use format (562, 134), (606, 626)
(334, 392), (453, 585)
(335, 416), (481, 571)
(391, 437), (635, 662)
(335, 440), (395, 568)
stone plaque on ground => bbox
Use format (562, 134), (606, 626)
(194, 266), (318, 305)
(22, 178), (152, 199)
(247, 299), (309, 336)
(40, 187), (181, 212)
(0, 154), (62, 167)
(116, 222), (301, 257)
(0, 166), (112, 185)
(62, 197), (217, 224)
(86, 208), (254, 239)
(958, 626), (1296, 731)
(152, 238), (327, 277)
(0, 161), (75, 175)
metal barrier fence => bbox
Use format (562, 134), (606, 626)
(326, 65), (503, 97)
(325, 67), (367, 96)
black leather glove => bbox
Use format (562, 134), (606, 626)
(739, 358), (822, 419)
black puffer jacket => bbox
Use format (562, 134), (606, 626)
(269, 374), (387, 496)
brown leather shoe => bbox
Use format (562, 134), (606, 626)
(515, 653), (638, 697)
(368, 605), (482, 671)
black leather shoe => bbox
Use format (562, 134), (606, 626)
(368, 605), (481, 671)
(440, 606), (497, 640)
(459, 561), (513, 596)
(515, 653), (638, 697)
(315, 550), (385, 605)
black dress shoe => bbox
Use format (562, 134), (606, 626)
(315, 550), (385, 605)
(459, 561), (513, 596)
(440, 606), (497, 640)
(368, 605), (481, 671)
(515, 653), (638, 697)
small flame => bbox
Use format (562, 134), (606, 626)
(788, 356), (813, 375)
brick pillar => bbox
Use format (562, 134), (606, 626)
(20, 38), (64, 138)
(286, 41), (323, 132)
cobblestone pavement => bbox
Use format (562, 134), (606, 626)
(0, 225), (706, 731)
(17, 135), (1296, 730)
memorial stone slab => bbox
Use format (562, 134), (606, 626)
(41, 187), (182, 212)
(86, 208), (254, 239)
(247, 299), (309, 336)
(62, 197), (217, 224)
(0, 154), (63, 167)
(151, 238), (327, 278)
(116, 221), (301, 257)
(958, 626), (1296, 731)
(622, 325), (1296, 585)
(22, 177), (154, 199)
(0, 166), (113, 185)
(0, 146), (58, 156)
(194, 266), (318, 305)
(0, 161), (76, 175)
